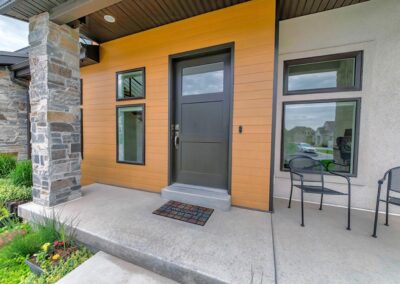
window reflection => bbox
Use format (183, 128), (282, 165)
(117, 69), (145, 99)
(182, 62), (224, 96)
(287, 57), (356, 92)
(282, 101), (358, 174)
(118, 105), (144, 164)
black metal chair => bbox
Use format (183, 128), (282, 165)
(288, 156), (352, 229)
(372, 167), (400, 238)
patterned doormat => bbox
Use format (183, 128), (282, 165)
(153, 200), (214, 226)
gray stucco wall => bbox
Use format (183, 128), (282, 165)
(0, 67), (29, 160)
(274, 0), (400, 213)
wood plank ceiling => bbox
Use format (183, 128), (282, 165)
(5, 0), (68, 21)
(279, 0), (369, 20)
(2, 0), (369, 43)
(79, 0), (250, 43)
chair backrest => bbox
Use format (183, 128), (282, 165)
(388, 167), (400, 192)
(288, 156), (324, 183)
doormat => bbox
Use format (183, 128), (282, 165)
(153, 200), (214, 226)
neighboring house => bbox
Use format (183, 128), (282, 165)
(286, 127), (315, 146)
(315, 121), (334, 148)
(0, 0), (398, 213)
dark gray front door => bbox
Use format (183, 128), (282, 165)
(173, 52), (231, 190)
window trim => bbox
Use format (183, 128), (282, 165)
(283, 51), (363, 96)
(116, 104), (146, 165)
(280, 98), (361, 177)
(116, 67), (146, 101)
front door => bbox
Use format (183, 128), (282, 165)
(172, 52), (231, 190)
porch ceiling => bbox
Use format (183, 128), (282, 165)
(1, 0), (251, 43)
(2, 0), (370, 44)
(279, 0), (369, 20)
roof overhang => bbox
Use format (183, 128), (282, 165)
(0, 44), (99, 80)
(0, 50), (27, 65)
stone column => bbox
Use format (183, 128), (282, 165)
(0, 67), (29, 160)
(29, 12), (82, 206)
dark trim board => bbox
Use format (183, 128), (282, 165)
(279, 97), (362, 178)
(269, 0), (281, 212)
(115, 67), (146, 101)
(115, 103), (146, 166)
(168, 42), (235, 194)
(283, 51), (363, 96)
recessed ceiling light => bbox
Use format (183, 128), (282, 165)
(104, 15), (115, 23)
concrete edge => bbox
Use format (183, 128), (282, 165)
(19, 204), (229, 284)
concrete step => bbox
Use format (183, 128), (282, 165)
(161, 183), (231, 211)
(57, 251), (178, 284)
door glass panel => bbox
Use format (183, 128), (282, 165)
(182, 62), (224, 96)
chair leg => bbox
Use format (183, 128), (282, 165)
(347, 189), (351, 231)
(288, 185), (293, 208)
(385, 194), (389, 226)
(319, 191), (324, 211)
(372, 185), (382, 238)
(301, 189), (305, 227)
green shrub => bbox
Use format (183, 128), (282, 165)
(0, 224), (59, 259)
(0, 154), (17, 178)
(0, 179), (32, 205)
(9, 160), (32, 187)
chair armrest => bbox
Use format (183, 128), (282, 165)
(327, 170), (350, 184)
(378, 169), (391, 185)
(325, 160), (347, 171)
(290, 171), (304, 179)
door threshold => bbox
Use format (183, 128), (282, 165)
(161, 183), (231, 211)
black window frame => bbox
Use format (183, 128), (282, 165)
(280, 98), (361, 177)
(116, 67), (146, 101)
(116, 104), (146, 165)
(283, 51), (363, 96)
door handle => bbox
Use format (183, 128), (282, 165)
(174, 133), (180, 149)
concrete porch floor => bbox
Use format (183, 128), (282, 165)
(19, 184), (400, 284)
(19, 183), (274, 284)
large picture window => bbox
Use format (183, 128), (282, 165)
(116, 68), (145, 100)
(117, 105), (145, 164)
(281, 99), (360, 175)
(284, 51), (363, 95)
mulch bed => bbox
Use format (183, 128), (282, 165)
(28, 246), (78, 268)
(0, 229), (26, 248)
(153, 200), (214, 226)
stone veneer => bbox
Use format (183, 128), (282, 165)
(29, 12), (82, 206)
(0, 67), (29, 160)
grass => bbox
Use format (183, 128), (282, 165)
(0, 178), (32, 206)
(0, 154), (17, 179)
(9, 160), (33, 188)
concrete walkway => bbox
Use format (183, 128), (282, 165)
(57, 251), (178, 284)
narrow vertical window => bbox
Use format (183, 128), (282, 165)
(117, 105), (145, 164)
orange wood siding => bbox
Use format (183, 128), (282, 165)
(81, 0), (275, 210)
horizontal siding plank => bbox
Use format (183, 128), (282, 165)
(81, 0), (275, 210)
